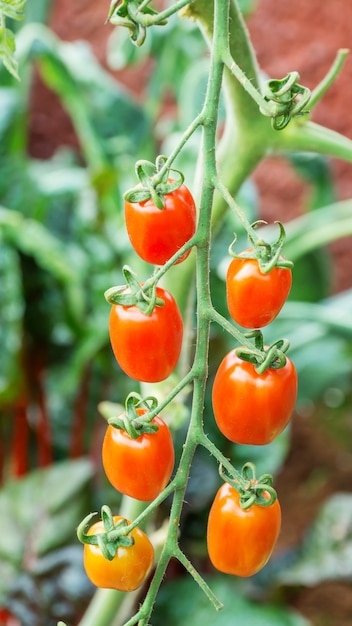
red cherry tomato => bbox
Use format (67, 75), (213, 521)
(207, 482), (281, 577)
(226, 251), (292, 328)
(212, 348), (297, 444)
(84, 516), (154, 591)
(109, 286), (183, 382)
(102, 409), (175, 501)
(124, 180), (197, 265)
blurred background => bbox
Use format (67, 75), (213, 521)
(1, 0), (352, 624)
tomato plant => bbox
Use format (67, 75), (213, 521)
(207, 481), (281, 577)
(226, 250), (292, 328)
(102, 408), (175, 501)
(124, 179), (197, 265)
(10, 0), (349, 623)
(212, 348), (298, 444)
(83, 515), (154, 592)
(108, 285), (183, 382)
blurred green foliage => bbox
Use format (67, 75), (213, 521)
(278, 492), (352, 586)
(0, 459), (94, 625)
(152, 575), (311, 625)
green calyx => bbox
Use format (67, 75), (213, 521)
(77, 506), (134, 561)
(124, 155), (185, 209)
(236, 330), (290, 374)
(104, 265), (164, 315)
(108, 0), (167, 46)
(229, 220), (293, 273)
(220, 462), (277, 510)
(108, 392), (160, 439)
(260, 71), (311, 130)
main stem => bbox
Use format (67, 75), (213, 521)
(129, 2), (227, 624)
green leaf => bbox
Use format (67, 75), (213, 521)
(288, 248), (331, 302)
(265, 290), (352, 403)
(231, 427), (291, 478)
(0, 459), (93, 602)
(278, 199), (352, 262)
(29, 159), (88, 196)
(0, 206), (85, 285)
(0, 0), (26, 21)
(0, 236), (23, 402)
(0, 26), (19, 79)
(0, 86), (21, 138)
(289, 152), (335, 212)
(0, 0), (26, 80)
(0, 203), (88, 331)
(278, 493), (352, 586)
(152, 575), (311, 625)
(18, 25), (151, 168)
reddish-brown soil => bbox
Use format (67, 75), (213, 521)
(28, 2), (352, 624)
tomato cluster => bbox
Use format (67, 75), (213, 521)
(206, 244), (296, 577)
(80, 178), (196, 593)
(212, 251), (296, 444)
(108, 179), (197, 383)
(80, 170), (296, 593)
(83, 400), (174, 592)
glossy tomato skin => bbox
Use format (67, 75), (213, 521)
(102, 409), (175, 501)
(84, 516), (154, 591)
(226, 252), (292, 328)
(207, 483), (281, 577)
(212, 349), (297, 445)
(109, 286), (183, 382)
(124, 181), (197, 265)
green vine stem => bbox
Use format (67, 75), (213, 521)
(122, 3), (228, 622)
(271, 120), (352, 162)
(139, 369), (194, 419)
(308, 48), (349, 110)
(206, 307), (262, 354)
(74, 3), (230, 623)
(137, 0), (195, 25)
(173, 546), (223, 610)
(212, 174), (259, 242)
(109, 0), (193, 28)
